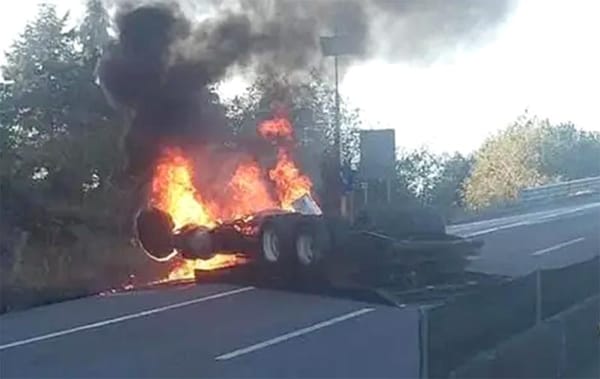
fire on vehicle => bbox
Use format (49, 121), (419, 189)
(135, 110), (482, 289)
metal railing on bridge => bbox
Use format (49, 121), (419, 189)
(518, 176), (600, 204)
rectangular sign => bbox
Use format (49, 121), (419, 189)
(359, 129), (396, 180)
(320, 35), (364, 56)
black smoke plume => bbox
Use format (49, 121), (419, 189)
(98, 0), (516, 177)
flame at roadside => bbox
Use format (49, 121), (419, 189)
(148, 112), (314, 282)
(151, 147), (215, 229)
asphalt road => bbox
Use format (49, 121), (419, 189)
(1, 201), (599, 378)
(0, 285), (420, 378)
(448, 201), (600, 276)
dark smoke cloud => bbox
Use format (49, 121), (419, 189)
(98, 0), (516, 177)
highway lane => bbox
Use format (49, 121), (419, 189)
(1, 201), (598, 378)
(0, 285), (419, 378)
(450, 202), (600, 276)
(447, 201), (600, 237)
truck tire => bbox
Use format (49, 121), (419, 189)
(295, 220), (330, 268)
(293, 220), (332, 287)
(261, 222), (283, 264)
(258, 219), (294, 266)
(135, 207), (176, 261)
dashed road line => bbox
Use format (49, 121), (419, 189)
(531, 237), (586, 256)
(0, 286), (255, 351)
(215, 307), (375, 361)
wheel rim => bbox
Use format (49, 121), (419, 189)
(296, 233), (317, 266)
(262, 227), (280, 263)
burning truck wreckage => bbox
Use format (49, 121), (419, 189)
(96, 2), (491, 300)
(134, 111), (483, 296)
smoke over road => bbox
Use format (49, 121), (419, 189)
(98, 0), (516, 177)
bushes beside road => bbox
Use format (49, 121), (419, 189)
(0, 206), (166, 313)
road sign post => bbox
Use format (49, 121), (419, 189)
(321, 34), (361, 218)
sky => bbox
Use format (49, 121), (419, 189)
(1, 0), (599, 154)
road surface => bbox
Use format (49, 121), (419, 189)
(1, 202), (599, 378)
(0, 285), (420, 378)
(448, 201), (600, 276)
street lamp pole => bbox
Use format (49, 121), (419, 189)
(334, 52), (341, 192)
(320, 33), (359, 217)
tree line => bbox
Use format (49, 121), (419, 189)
(395, 113), (600, 214)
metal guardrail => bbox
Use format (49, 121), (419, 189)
(519, 176), (600, 203)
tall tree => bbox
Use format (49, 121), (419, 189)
(1, 4), (78, 139)
(431, 153), (473, 211)
(463, 113), (548, 209)
(539, 122), (600, 180)
(79, 0), (111, 61)
(0, 2), (120, 211)
(396, 148), (444, 206)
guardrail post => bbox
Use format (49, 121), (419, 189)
(419, 306), (429, 379)
(558, 318), (567, 378)
(535, 256), (542, 324)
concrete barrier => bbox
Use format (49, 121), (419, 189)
(562, 296), (600, 375)
(427, 274), (537, 378)
(450, 295), (600, 378)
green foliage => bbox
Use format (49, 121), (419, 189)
(0, 3), (149, 308)
(431, 153), (473, 210)
(393, 149), (472, 215)
(79, 0), (111, 61)
(463, 113), (600, 210)
(1, 3), (120, 208)
(539, 122), (600, 180)
(396, 148), (444, 205)
(2, 4), (78, 139)
(463, 114), (548, 209)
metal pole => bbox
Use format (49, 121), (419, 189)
(386, 178), (392, 204)
(334, 54), (342, 217)
(363, 182), (368, 207)
(349, 189), (355, 223)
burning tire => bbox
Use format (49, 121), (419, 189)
(136, 207), (176, 262)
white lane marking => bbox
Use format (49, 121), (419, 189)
(215, 307), (375, 361)
(0, 286), (254, 351)
(461, 221), (531, 237)
(449, 202), (600, 235)
(531, 237), (586, 256)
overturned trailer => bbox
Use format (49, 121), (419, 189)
(135, 194), (483, 291)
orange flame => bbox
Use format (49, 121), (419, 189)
(151, 148), (215, 229)
(149, 111), (313, 282)
(163, 255), (249, 283)
(215, 160), (277, 221)
(258, 114), (294, 141)
(270, 148), (312, 210)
